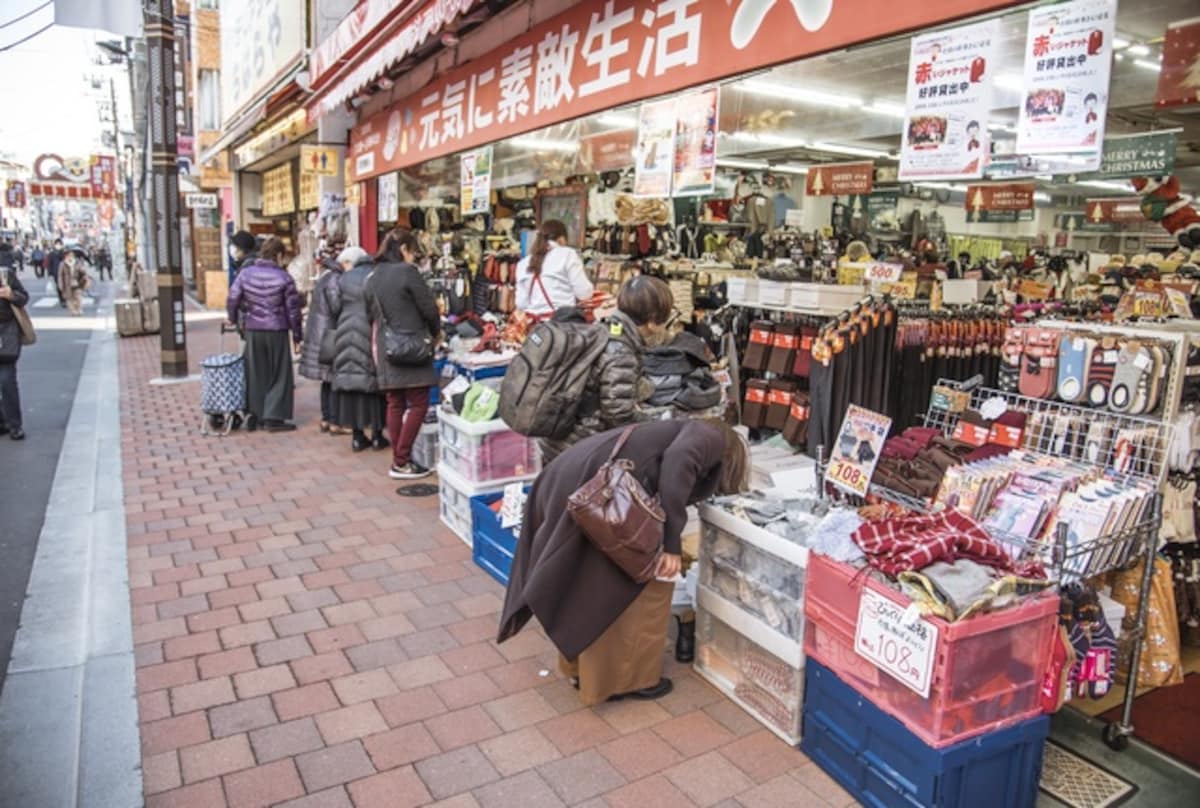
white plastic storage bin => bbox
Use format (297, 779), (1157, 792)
(726, 276), (759, 307)
(699, 523), (806, 642)
(437, 463), (529, 546)
(412, 421), (439, 471)
(438, 410), (541, 484)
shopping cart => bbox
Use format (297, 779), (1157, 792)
(200, 323), (246, 436)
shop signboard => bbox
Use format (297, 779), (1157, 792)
(965, 183), (1035, 212)
(300, 145), (340, 177)
(1055, 212), (1113, 233)
(348, 0), (1025, 180)
(185, 193), (219, 209)
(672, 86), (719, 197)
(1155, 18), (1200, 108)
(899, 19), (999, 181)
(261, 163), (295, 217)
(633, 99), (677, 198)
(580, 129), (636, 173)
(5, 181), (25, 209)
(1051, 131), (1177, 183)
(460, 146), (493, 215)
(1015, 0), (1117, 155)
(966, 208), (1035, 224)
(806, 162), (873, 197)
(220, 0), (305, 125)
(377, 172), (399, 223)
(825, 404), (891, 498)
(89, 154), (116, 198)
(855, 587), (939, 698)
(1083, 197), (1146, 224)
(346, 182), (362, 206)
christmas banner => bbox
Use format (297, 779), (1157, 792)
(965, 183), (1036, 211)
(460, 146), (493, 215)
(899, 19), (998, 181)
(672, 86), (719, 197)
(1056, 212), (1113, 233)
(1052, 131), (1178, 182)
(806, 161), (874, 196)
(633, 98), (676, 198)
(1084, 197), (1147, 223)
(1155, 18), (1200, 108)
(1015, 0), (1117, 155)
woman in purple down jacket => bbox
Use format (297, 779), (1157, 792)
(227, 236), (303, 432)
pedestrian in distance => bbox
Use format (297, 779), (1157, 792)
(47, 239), (66, 306)
(298, 234), (346, 434)
(0, 262), (30, 440)
(366, 228), (441, 480)
(30, 243), (44, 279)
(328, 245), (389, 453)
(226, 236), (303, 433)
(57, 250), (89, 316)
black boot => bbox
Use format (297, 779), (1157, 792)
(675, 615), (695, 664)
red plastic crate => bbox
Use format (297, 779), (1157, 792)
(803, 553), (1058, 748)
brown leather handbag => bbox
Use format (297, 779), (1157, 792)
(567, 426), (666, 583)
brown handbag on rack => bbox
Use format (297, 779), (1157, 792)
(567, 426), (666, 583)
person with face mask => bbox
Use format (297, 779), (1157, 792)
(228, 230), (258, 285)
(57, 250), (88, 315)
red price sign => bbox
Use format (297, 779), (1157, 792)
(854, 588), (939, 698)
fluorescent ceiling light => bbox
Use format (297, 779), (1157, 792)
(865, 101), (906, 118)
(1114, 52), (1125, 61)
(1034, 192), (1052, 203)
(1074, 179), (1134, 192)
(597, 113), (637, 128)
(771, 163), (810, 175)
(717, 158), (769, 170)
(995, 73), (1024, 91)
(1133, 59), (1161, 72)
(811, 141), (891, 159)
(1126, 44), (1151, 56)
(739, 79), (862, 109)
(1113, 36), (1131, 49)
(728, 131), (807, 148)
(511, 136), (576, 153)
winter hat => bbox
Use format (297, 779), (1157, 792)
(231, 230), (257, 253)
(336, 246), (369, 266)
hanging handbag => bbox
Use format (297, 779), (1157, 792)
(1, 271), (35, 346)
(382, 325), (433, 366)
(567, 425), (666, 583)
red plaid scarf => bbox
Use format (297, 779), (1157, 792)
(852, 511), (1042, 578)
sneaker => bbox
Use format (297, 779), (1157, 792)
(9, 428), (25, 441)
(389, 462), (432, 480)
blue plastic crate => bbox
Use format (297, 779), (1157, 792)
(469, 491), (523, 586)
(452, 362), (507, 383)
(431, 358), (449, 406)
(801, 659), (1048, 808)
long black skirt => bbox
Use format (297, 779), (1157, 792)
(244, 330), (295, 422)
(331, 389), (385, 431)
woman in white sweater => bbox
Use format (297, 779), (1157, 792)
(515, 219), (593, 319)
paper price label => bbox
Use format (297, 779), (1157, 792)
(855, 588), (939, 698)
(826, 457), (870, 497)
(865, 262), (903, 283)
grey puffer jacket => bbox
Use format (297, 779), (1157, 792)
(328, 260), (378, 393)
(298, 266), (342, 381)
(540, 309), (649, 463)
(227, 258), (302, 340)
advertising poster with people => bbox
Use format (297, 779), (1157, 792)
(460, 146), (493, 215)
(672, 87), (720, 197)
(899, 19), (999, 181)
(1016, 0), (1117, 154)
(634, 99), (677, 198)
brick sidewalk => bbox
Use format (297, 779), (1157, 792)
(122, 320), (856, 808)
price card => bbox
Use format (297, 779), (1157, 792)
(865, 262), (904, 283)
(824, 405), (892, 498)
(758, 281), (789, 307)
(855, 588), (939, 698)
(499, 483), (526, 531)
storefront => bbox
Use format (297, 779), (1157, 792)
(313, 0), (1200, 800)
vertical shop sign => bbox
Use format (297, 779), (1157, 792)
(672, 86), (719, 197)
(220, 0), (305, 125)
(460, 145), (493, 215)
(377, 172), (399, 223)
(825, 405), (891, 498)
(1015, 0), (1117, 155)
(805, 162), (874, 196)
(1155, 18), (1200, 108)
(634, 99), (676, 198)
(5, 181), (25, 208)
(899, 19), (999, 181)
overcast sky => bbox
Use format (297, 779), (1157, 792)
(0, 4), (118, 166)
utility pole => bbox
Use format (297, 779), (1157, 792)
(145, 0), (188, 377)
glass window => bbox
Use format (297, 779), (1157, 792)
(198, 69), (220, 131)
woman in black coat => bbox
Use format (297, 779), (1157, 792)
(328, 247), (388, 452)
(366, 228), (440, 479)
(298, 240), (346, 433)
(498, 419), (748, 706)
(0, 263), (30, 440)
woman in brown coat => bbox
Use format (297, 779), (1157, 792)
(498, 418), (748, 706)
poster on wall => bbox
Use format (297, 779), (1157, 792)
(377, 173), (399, 223)
(634, 99), (677, 198)
(672, 87), (720, 197)
(460, 146), (493, 216)
(1015, 0), (1117, 155)
(899, 19), (999, 181)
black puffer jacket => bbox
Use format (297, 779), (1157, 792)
(541, 309), (649, 462)
(298, 265), (342, 381)
(366, 261), (441, 390)
(328, 260), (378, 393)
(0, 268), (30, 364)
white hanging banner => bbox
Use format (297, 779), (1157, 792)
(1015, 0), (1117, 155)
(377, 173), (399, 223)
(633, 99), (677, 199)
(899, 19), (999, 181)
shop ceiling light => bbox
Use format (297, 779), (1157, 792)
(1075, 179), (1135, 192)
(1113, 36), (1131, 49)
(995, 73), (1024, 91)
(771, 163), (810, 175)
(739, 80), (862, 109)
(511, 136), (577, 153)
(1034, 192), (1052, 203)
(729, 131), (807, 148)
(597, 113), (637, 128)
(865, 101), (907, 118)
(1133, 58), (1161, 72)
(717, 157), (770, 170)
(811, 141), (891, 159)
(1126, 44), (1151, 56)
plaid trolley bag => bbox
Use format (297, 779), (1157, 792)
(200, 324), (246, 436)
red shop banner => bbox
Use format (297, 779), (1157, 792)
(805, 161), (874, 196)
(1085, 197), (1146, 223)
(1155, 18), (1200, 108)
(5, 180), (25, 208)
(964, 183), (1035, 211)
(348, 0), (1023, 180)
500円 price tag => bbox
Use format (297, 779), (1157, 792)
(855, 588), (939, 698)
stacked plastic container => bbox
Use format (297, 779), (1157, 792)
(694, 504), (809, 745)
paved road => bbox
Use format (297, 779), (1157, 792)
(0, 277), (99, 695)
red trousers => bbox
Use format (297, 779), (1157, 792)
(386, 387), (430, 467)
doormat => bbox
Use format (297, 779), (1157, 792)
(395, 484), (438, 497)
(1039, 741), (1136, 808)
(1099, 673), (1200, 770)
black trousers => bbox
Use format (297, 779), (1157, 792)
(320, 381), (332, 421)
(244, 330), (295, 422)
(0, 360), (21, 431)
